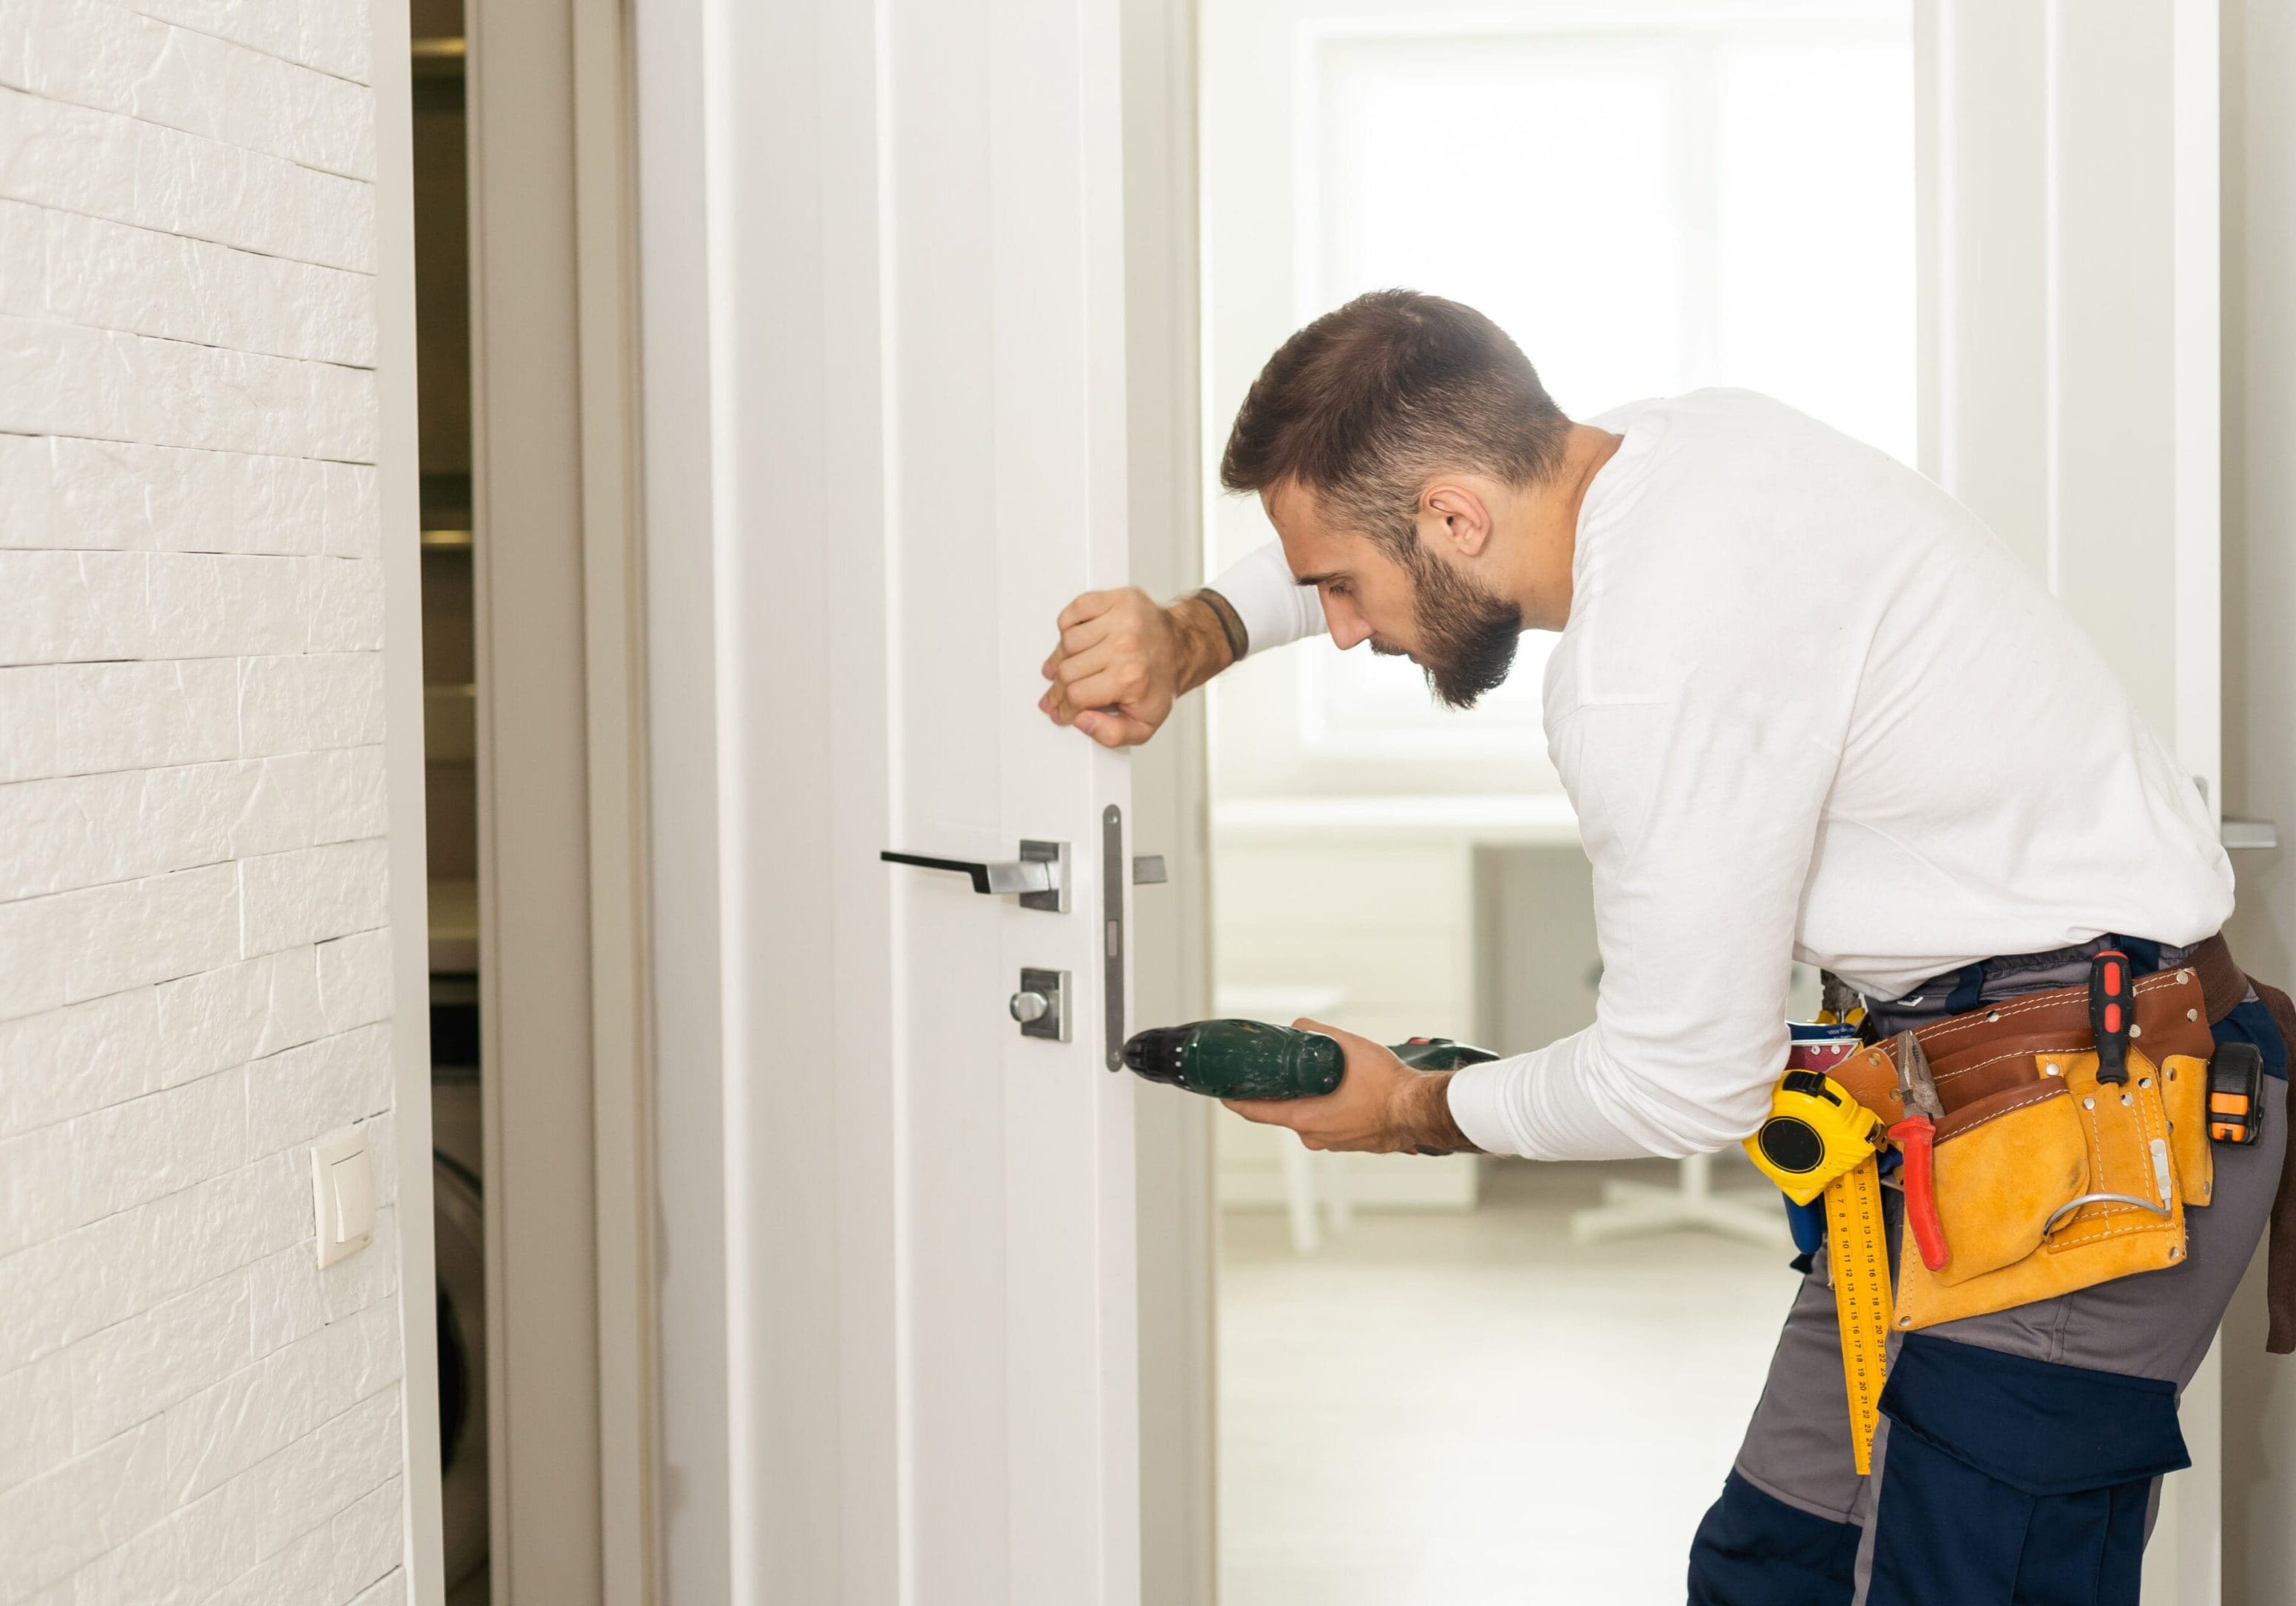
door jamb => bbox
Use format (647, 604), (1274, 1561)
(1123, 1), (1219, 1601)
(572, 0), (660, 1597)
(465, 0), (658, 1595)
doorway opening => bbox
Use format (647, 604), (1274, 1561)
(408, 5), (488, 1602)
(1198, 4), (1915, 1598)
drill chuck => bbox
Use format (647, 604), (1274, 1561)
(1120, 1025), (1195, 1085)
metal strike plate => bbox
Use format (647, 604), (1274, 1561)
(1011, 967), (1070, 1042)
(1103, 806), (1126, 1068)
(1131, 854), (1167, 886)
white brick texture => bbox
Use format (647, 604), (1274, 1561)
(0, 0), (405, 1598)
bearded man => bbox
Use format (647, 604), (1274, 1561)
(1038, 289), (2289, 1606)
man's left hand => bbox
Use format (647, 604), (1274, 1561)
(1222, 1017), (1484, 1155)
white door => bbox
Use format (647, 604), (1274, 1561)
(877, 1), (1142, 1599)
(1918, 2), (2223, 1600)
(635, 0), (1140, 1600)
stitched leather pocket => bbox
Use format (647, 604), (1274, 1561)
(1896, 1048), (2189, 1330)
(2161, 1052), (2213, 1207)
(1926, 1081), (2086, 1286)
(2042, 1049), (2181, 1254)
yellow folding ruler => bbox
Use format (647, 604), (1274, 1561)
(1823, 1155), (1894, 1474)
(1744, 1068), (1894, 1475)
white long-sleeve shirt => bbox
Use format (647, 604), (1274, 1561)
(1209, 390), (2234, 1161)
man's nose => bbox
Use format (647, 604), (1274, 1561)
(1321, 591), (1374, 650)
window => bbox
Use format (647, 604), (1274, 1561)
(1206, 2), (1914, 796)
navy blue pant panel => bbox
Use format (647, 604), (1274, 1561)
(1863, 1335), (2187, 1606)
(1877, 1334), (2188, 1495)
(1687, 1471), (1860, 1606)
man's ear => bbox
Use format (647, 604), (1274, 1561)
(1420, 481), (1494, 558)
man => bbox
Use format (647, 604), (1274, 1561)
(1039, 290), (2289, 1605)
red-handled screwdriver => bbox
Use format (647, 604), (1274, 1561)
(1889, 1030), (1950, 1272)
(2090, 948), (2133, 1086)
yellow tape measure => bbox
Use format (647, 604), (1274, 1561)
(1745, 1069), (1885, 1205)
(1824, 1155), (1894, 1475)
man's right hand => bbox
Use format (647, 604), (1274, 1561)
(1039, 588), (1236, 749)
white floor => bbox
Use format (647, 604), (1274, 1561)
(1217, 1156), (1805, 1606)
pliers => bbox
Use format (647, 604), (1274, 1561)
(1890, 1031), (1950, 1272)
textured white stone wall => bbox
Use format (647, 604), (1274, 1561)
(0, 1), (409, 1602)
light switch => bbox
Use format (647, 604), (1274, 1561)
(312, 1125), (375, 1268)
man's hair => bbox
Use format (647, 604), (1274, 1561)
(1219, 290), (1570, 555)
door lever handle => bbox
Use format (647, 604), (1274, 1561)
(880, 852), (1049, 895)
(881, 839), (1068, 912)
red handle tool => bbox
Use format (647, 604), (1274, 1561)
(1890, 1114), (1948, 1271)
(2089, 948), (2133, 1086)
(1890, 1031), (1950, 1273)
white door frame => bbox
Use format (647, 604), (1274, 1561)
(567, 1), (660, 1596)
(465, 0), (657, 1596)
(1916, 2), (2223, 1600)
(1915, 0), (2222, 804)
(1123, 1), (1220, 1600)
(626, 0), (736, 1590)
(377, 0), (657, 1596)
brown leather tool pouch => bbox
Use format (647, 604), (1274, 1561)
(1819, 961), (2221, 1332)
(1920, 1080), (2087, 1288)
(1896, 1047), (2187, 1329)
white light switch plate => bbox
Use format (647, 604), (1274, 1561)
(312, 1124), (375, 1268)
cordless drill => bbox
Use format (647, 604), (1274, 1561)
(1118, 1018), (1499, 1100)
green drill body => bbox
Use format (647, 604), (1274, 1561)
(1118, 1019), (1499, 1100)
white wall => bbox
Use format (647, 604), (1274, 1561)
(0, 3), (412, 1602)
(2219, 1), (2296, 1597)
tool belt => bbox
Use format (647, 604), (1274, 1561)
(1819, 933), (2296, 1344)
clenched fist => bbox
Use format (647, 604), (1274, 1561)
(1038, 587), (1236, 748)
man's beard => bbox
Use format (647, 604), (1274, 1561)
(1369, 542), (1523, 709)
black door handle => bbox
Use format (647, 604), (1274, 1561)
(880, 841), (1068, 912)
